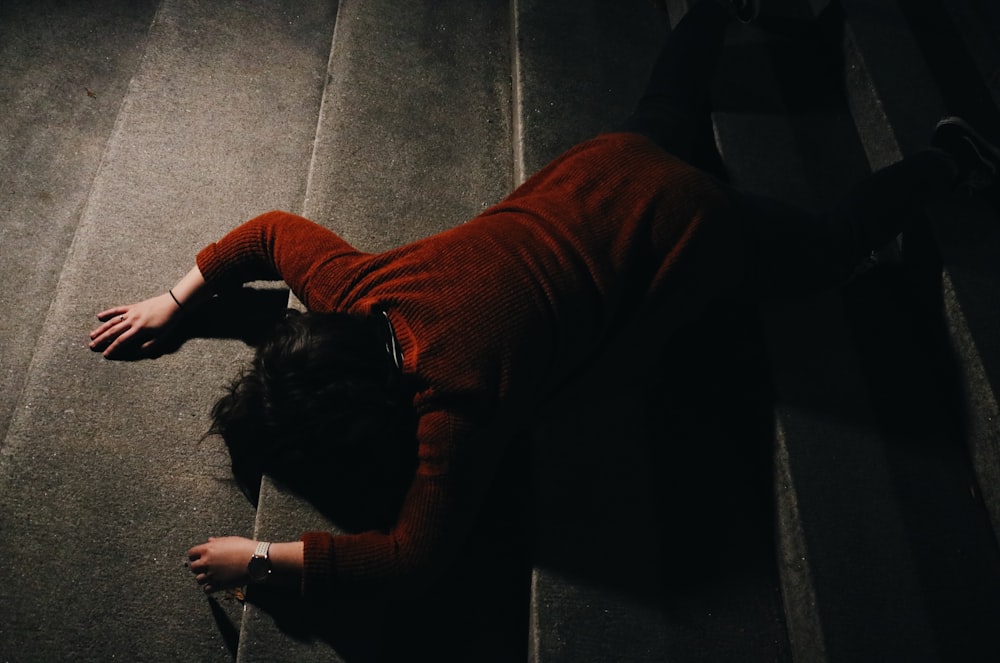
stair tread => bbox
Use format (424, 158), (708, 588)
(0, 0), (157, 443)
(237, 1), (519, 660)
(0, 0), (335, 659)
(2, 0), (998, 660)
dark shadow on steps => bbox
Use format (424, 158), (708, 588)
(841, 197), (1000, 658)
(240, 445), (533, 662)
(647, 302), (782, 614)
(236, 305), (782, 661)
(595, 316), (782, 660)
(714, 2), (849, 117)
(206, 593), (241, 659)
(895, 0), (1000, 151)
(527, 294), (789, 661)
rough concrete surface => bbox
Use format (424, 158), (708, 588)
(0, 0), (159, 443)
(0, 0), (336, 659)
(302, 0), (514, 251)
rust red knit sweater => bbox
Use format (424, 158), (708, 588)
(195, 132), (735, 598)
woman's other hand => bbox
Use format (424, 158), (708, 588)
(186, 536), (256, 593)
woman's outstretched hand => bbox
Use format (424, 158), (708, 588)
(89, 266), (207, 358)
(88, 293), (181, 358)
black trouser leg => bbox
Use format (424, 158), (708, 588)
(625, 2), (958, 295)
(622, 0), (730, 165)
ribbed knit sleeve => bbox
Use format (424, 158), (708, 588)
(300, 531), (335, 597)
(298, 408), (472, 598)
(195, 210), (367, 311)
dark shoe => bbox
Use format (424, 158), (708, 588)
(731, 0), (760, 23)
(932, 116), (1000, 190)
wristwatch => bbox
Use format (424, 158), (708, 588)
(247, 541), (273, 583)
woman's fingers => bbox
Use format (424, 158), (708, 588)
(89, 314), (132, 351)
(96, 306), (128, 321)
(89, 317), (120, 341)
(188, 548), (213, 591)
(193, 571), (215, 593)
(90, 307), (131, 341)
(188, 544), (224, 593)
(89, 318), (143, 357)
(101, 336), (124, 357)
(101, 324), (140, 357)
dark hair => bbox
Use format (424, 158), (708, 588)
(210, 310), (415, 528)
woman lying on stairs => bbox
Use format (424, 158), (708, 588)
(88, 0), (1000, 600)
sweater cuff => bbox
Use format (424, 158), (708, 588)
(300, 531), (336, 599)
(194, 210), (288, 292)
(194, 244), (223, 291)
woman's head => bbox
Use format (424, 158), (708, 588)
(210, 310), (414, 526)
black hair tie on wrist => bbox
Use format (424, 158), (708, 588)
(169, 289), (184, 310)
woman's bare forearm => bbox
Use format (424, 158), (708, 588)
(168, 265), (209, 310)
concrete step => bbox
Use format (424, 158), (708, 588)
(516, 2), (680, 660)
(843, 0), (1000, 548)
(717, 0), (1000, 659)
(513, 0), (667, 177)
(709, 8), (902, 658)
(0, 0), (335, 659)
(836, 0), (1000, 658)
(0, 0), (158, 445)
(938, 0), (1000, 111)
(236, 0), (523, 661)
(3, 0), (996, 660)
(301, 0), (515, 246)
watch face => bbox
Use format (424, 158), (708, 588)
(248, 556), (272, 582)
